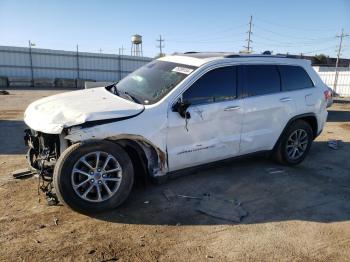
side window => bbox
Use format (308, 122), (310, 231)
(278, 65), (314, 91)
(183, 66), (237, 105)
(242, 65), (281, 97)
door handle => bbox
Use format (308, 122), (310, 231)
(224, 106), (241, 111)
(280, 97), (292, 102)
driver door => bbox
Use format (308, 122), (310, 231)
(166, 66), (243, 171)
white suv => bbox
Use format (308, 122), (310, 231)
(24, 52), (329, 213)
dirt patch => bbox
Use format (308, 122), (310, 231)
(340, 123), (350, 131)
(0, 110), (24, 120)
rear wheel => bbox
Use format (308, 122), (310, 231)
(53, 140), (134, 214)
(273, 120), (313, 165)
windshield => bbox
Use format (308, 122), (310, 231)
(109, 60), (197, 104)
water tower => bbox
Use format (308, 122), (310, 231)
(131, 34), (143, 56)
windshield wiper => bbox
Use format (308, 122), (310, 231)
(108, 83), (140, 104)
(123, 91), (141, 104)
(111, 83), (119, 95)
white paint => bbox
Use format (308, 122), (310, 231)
(24, 54), (329, 175)
(24, 87), (144, 134)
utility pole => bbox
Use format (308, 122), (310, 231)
(28, 40), (35, 86)
(76, 44), (80, 83)
(118, 45), (126, 56)
(333, 28), (349, 94)
(244, 16), (253, 53)
(156, 35), (165, 56)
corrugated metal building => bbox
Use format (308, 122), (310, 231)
(0, 45), (152, 82)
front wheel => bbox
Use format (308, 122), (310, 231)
(53, 140), (134, 214)
(273, 120), (313, 165)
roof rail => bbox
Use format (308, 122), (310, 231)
(224, 54), (301, 59)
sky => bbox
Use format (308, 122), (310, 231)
(0, 0), (349, 58)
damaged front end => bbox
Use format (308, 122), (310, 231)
(24, 128), (60, 205)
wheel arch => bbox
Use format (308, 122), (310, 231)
(106, 134), (168, 182)
(273, 113), (318, 151)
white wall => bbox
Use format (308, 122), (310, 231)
(313, 66), (350, 97)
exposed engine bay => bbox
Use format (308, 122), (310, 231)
(24, 128), (61, 205)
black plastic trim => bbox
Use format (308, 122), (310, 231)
(164, 150), (270, 181)
(70, 108), (145, 129)
(273, 113), (318, 151)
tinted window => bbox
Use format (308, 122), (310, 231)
(114, 61), (197, 104)
(278, 65), (314, 91)
(183, 66), (236, 105)
(242, 65), (281, 96)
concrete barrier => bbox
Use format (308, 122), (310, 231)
(34, 78), (55, 87)
(8, 77), (32, 87)
(0, 77), (8, 87)
(85, 81), (115, 89)
(55, 78), (76, 88)
(77, 79), (96, 89)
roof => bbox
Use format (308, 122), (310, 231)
(158, 52), (310, 67)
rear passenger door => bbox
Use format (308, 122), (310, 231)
(278, 65), (316, 114)
(239, 64), (296, 154)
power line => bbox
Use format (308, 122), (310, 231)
(167, 31), (245, 43)
(253, 33), (336, 46)
(243, 15), (253, 53)
(156, 35), (165, 56)
(254, 17), (338, 32)
(334, 28), (349, 93)
(253, 24), (334, 41)
(166, 23), (246, 41)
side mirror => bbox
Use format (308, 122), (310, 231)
(172, 100), (191, 118)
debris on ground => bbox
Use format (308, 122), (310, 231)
(11, 168), (35, 179)
(88, 249), (96, 255)
(175, 192), (247, 222)
(163, 189), (176, 201)
(143, 201), (150, 204)
(266, 167), (285, 174)
(0, 161), (6, 165)
(328, 139), (340, 150)
(177, 194), (202, 200)
(38, 224), (46, 229)
(0, 90), (9, 95)
(197, 196), (247, 222)
(53, 217), (59, 226)
(33, 239), (41, 244)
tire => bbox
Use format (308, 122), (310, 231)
(53, 140), (134, 214)
(273, 120), (313, 165)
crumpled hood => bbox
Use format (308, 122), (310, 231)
(24, 87), (144, 134)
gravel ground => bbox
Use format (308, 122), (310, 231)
(0, 89), (350, 261)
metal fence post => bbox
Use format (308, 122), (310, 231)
(28, 40), (34, 87)
(76, 45), (80, 88)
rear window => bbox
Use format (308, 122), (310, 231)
(241, 65), (281, 97)
(278, 65), (314, 91)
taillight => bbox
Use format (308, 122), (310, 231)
(324, 89), (332, 100)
